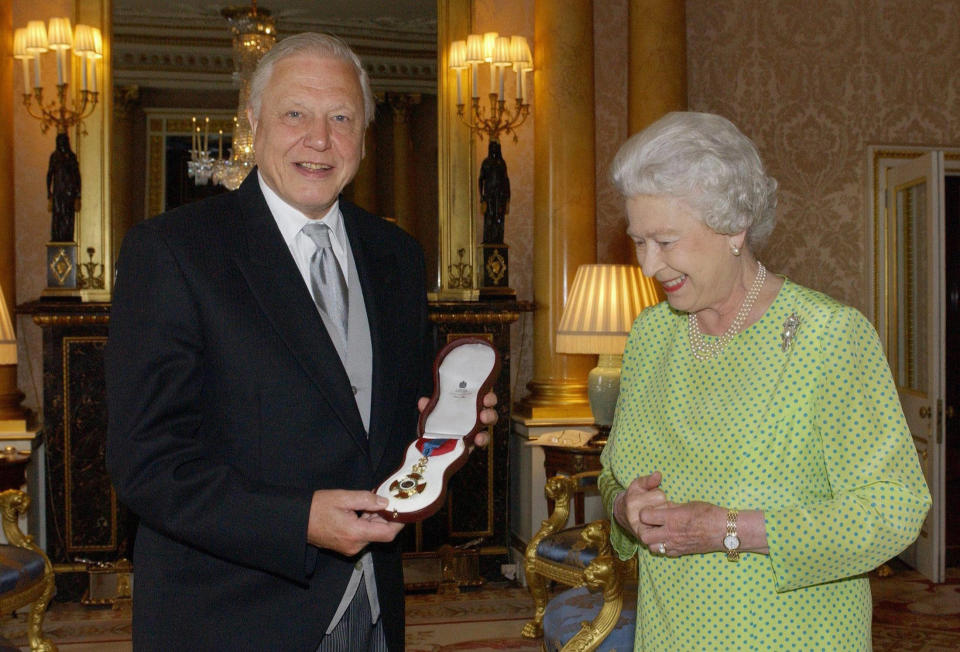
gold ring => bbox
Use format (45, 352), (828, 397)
(658, 542), (666, 555)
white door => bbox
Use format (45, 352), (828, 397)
(886, 152), (945, 582)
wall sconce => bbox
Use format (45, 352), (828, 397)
(14, 17), (103, 293)
(14, 18), (102, 135)
(448, 33), (533, 298)
(556, 265), (662, 438)
(448, 32), (532, 143)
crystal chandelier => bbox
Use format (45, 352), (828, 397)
(189, 2), (276, 190)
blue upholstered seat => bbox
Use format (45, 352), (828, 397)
(0, 546), (47, 594)
(535, 526), (600, 569)
(543, 583), (636, 652)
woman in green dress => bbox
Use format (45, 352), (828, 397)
(599, 111), (931, 650)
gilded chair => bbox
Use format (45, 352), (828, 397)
(0, 489), (56, 651)
(521, 471), (636, 650)
(541, 550), (637, 651)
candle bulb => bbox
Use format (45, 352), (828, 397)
(56, 51), (64, 86)
(21, 59), (31, 95)
(33, 57), (41, 90)
(498, 67), (504, 101)
(471, 63), (478, 99)
(91, 59), (97, 93)
(455, 69), (462, 105)
(488, 63), (495, 96)
(81, 55), (88, 91)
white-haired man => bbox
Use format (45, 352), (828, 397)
(107, 33), (495, 651)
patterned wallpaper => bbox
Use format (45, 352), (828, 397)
(515, 0), (960, 399)
(684, 0), (960, 314)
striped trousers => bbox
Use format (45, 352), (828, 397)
(316, 579), (389, 652)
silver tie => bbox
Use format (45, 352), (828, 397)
(302, 222), (348, 343)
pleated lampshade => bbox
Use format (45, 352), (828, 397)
(556, 264), (661, 355)
(0, 283), (17, 366)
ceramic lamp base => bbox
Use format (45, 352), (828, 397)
(587, 354), (622, 430)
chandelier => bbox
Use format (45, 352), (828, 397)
(189, 1), (276, 190)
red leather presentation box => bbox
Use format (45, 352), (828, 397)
(375, 337), (500, 523)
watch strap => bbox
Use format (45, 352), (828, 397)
(725, 509), (740, 562)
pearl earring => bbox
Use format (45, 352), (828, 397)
(730, 244), (741, 257)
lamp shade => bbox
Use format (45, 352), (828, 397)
(13, 29), (32, 60)
(73, 24), (97, 57)
(91, 27), (104, 59)
(482, 32), (499, 61)
(448, 39), (467, 69)
(0, 283), (16, 366)
(510, 35), (530, 68)
(464, 34), (484, 64)
(556, 264), (661, 355)
(47, 17), (73, 50)
(24, 21), (49, 53)
(492, 36), (513, 67)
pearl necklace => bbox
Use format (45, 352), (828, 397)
(687, 262), (767, 361)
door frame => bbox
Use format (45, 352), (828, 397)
(869, 146), (960, 582)
(868, 146), (960, 342)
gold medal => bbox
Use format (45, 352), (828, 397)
(389, 468), (426, 499)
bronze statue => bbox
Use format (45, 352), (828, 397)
(47, 132), (81, 243)
(479, 140), (510, 244)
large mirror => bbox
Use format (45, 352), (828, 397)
(109, 0), (475, 298)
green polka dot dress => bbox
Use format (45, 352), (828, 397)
(599, 279), (931, 650)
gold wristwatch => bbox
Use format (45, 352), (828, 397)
(722, 509), (740, 562)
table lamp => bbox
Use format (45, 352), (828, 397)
(0, 283), (16, 366)
(556, 264), (661, 438)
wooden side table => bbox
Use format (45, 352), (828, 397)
(0, 447), (30, 491)
(542, 444), (604, 525)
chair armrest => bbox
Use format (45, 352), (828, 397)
(526, 471), (602, 562)
(561, 553), (629, 652)
(578, 519), (613, 558)
(0, 489), (35, 550)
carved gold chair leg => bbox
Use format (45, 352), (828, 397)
(522, 474), (579, 639)
(26, 571), (57, 652)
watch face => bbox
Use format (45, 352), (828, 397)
(723, 534), (740, 551)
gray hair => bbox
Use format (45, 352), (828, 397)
(610, 112), (778, 251)
(248, 32), (376, 127)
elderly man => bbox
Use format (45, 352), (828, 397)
(106, 33), (494, 651)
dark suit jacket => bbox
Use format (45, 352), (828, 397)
(105, 171), (430, 651)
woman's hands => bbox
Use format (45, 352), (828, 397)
(613, 471), (768, 558)
(636, 500), (727, 557)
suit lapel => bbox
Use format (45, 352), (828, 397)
(342, 202), (401, 471)
(232, 173), (369, 452)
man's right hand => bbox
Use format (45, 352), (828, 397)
(306, 490), (404, 556)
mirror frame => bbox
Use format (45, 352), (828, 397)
(434, 0), (478, 301)
(74, 0), (112, 302)
(81, 0), (478, 302)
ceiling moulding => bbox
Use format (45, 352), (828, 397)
(112, 15), (436, 93)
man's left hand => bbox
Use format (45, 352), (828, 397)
(417, 392), (498, 447)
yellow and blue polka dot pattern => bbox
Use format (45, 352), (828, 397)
(599, 279), (931, 650)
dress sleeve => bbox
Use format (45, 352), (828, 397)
(764, 306), (931, 592)
(599, 310), (650, 562)
(599, 463), (637, 561)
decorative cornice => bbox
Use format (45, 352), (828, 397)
(112, 9), (437, 94)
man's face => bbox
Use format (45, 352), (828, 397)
(248, 54), (365, 219)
